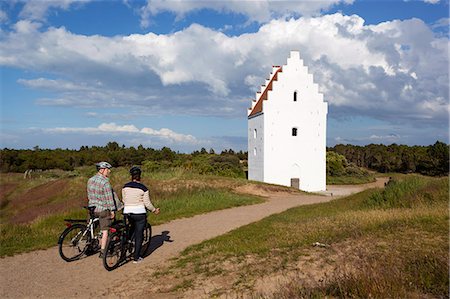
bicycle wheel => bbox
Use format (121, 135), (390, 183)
(103, 232), (123, 271)
(58, 223), (90, 262)
(141, 223), (152, 256)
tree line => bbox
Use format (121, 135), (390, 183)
(328, 141), (449, 176)
(1, 141), (448, 176)
(0, 142), (247, 176)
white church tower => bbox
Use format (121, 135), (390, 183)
(248, 51), (328, 192)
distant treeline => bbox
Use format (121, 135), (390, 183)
(1, 141), (448, 176)
(328, 141), (449, 176)
(0, 142), (247, 177)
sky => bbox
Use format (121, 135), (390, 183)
(0, 0), (449, 152)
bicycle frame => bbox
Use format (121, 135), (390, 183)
(64, 216), (99, 242)
(58, 206), (103, 262)
(103, 213), (152, 271)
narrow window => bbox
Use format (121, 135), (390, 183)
(293, 91), (297, 102)
(292, 127), (298, 136)
(254, 147), (257, 156)
(254, 129), (257, 139)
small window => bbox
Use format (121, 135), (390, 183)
(293, 91), (297, 102)
(254, 147), (257, 156)
(254, 129), (257, 139)
(292, 127), (298, 136)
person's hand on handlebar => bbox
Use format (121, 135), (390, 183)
(153, 208), (160, 215)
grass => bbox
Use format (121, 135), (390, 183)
(363, 175), (445, 209)
(152, 188), (264, 226)
(0, 175), (87, 222)
(0, 174), (55, 202)
(0, 208), (87, 256)
(269, 237), (448, 299)
(167, 175), (448, 298)
(326, 175), (375, 185)
(327, 164), (376, 185)
(3, 167), (447, 298)
(0, 170), (264, 257)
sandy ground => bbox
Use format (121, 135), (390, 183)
(0, 178), (387, 298)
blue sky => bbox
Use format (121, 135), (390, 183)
(0, 0), (449, 152)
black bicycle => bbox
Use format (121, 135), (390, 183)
(103, 213), (152, 271)
(58, 206), (102, 262)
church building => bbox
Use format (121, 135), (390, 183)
(247, 51), (328, 192)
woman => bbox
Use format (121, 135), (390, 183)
(122, 166), (160, 263)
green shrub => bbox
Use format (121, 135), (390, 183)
(326, 152), (374, 184)
(142, 160), (173, 173)
(364, 176), (447, 209)
(141, 154), (245, 178)
(326, 151), (348, 176)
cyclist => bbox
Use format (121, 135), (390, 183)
(87, 161), (117, 258)
(122, 166), (160, 264)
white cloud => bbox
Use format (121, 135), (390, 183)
(0, 132), (19, 146)
(12, 19), (42, 34)
(0, 9), (8, 23)
(369, 134), (400, 140)
(431, 17), (449, 37)
(98, 123), (140, 133)
(43, 123), (199, 144)
(139, 0), (354, 27)
(141, 127), (197, 143)
(1, 13), (448, 127)
(19, 0), (91, 21)
(86, 112), (98, 117)
(334, 133), (401, 144)
(423, 0), (440, 4)
(432, 17), (449, 28)
(18, 77), (90, 92)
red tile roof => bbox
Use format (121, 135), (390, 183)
(248, 67), (282, 117)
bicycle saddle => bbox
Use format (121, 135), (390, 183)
(84, 206), (96, 212)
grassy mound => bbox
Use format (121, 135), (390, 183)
(167, 175), (448, 298)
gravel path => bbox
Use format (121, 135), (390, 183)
(0, 179), (387, 298)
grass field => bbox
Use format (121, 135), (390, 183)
(1, 168), (447, 298)
(0, 168), (266, 256)
(326, 166), (377, 185)
(160, 175), (448, 298)
(326, 174), (375, 185)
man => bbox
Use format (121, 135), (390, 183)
(87, 161), (116, 258)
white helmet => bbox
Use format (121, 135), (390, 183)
(96, 161), (112, 171)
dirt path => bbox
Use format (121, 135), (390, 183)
(0, 179), (387, 298)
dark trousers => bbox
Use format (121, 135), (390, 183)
(128, 213), (147, 261)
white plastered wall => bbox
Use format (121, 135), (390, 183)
(261, 51), (327, 192)
(248, 114), (264, 182)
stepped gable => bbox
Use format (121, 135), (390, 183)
(248, 66), (282, 117)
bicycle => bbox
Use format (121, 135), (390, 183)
(103, 213), (152, 271)
(58, 206), (102, 262)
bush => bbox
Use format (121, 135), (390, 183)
(326, 151), (348, 176)
(141, 154), (245, 178)
(142, 160), (173, 173)
(364, 176), (448, 209)
(327, 153), (374, 184)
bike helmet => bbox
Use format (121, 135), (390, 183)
(96, 161), (112, 171)
(129, 166), (141, 176)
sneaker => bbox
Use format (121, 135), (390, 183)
(132, 257), (144, 264)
